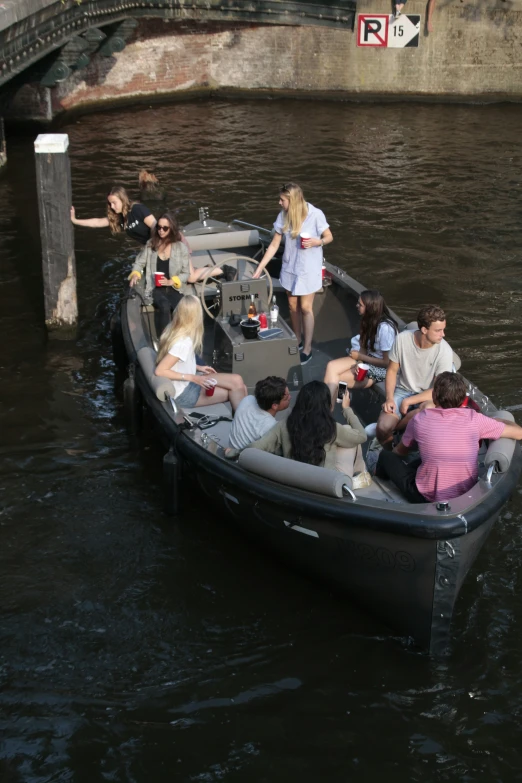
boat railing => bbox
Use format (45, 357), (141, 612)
(230, 219), (273, 239)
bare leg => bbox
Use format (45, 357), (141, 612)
(427, 0), (436, 32)
(287, 292), (302, 345)
(300, 293), (316, 354)
(324, 357), (374, 403)
(188, 265), (223, 284)
(395, 400), (433, 432)
(376, 410), (400, 449)
(193, 372), (246, 412)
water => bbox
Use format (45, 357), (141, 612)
(1, 99), (522, 781)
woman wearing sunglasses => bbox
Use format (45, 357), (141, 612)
(253, 183), (333, 365)
(129, 212), (190, 336)
(71, 185), (156, 245)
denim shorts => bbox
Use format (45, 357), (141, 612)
(176, 381), (201, 407)
(393, 386), (417, 419)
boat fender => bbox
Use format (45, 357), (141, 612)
(484, 410), (516, 474)
(239, 449), (352, 499)
(137, 346), (176, 402)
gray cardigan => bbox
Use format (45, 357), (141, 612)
(132, 241), (190, 304)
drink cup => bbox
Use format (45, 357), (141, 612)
(154, 272), (165, 287)
(300, 232), (311, 249)
(259, 312), (268, 329)
(355, 363), (370, 382)
(205, 378), (218, 397)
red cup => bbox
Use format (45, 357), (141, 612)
(205, 378), (217, 397)
(154, 272), (165, 287)
(259, 312), (268, 329)
(300, 232), (311, 249)
(355, 363), (369, 382)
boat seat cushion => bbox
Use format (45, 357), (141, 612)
(185, 229), (260, 252)
(239, 449), (352, 498)
(137, 346), (175, 402)
(484, 410), (516, 473)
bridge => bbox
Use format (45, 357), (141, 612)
(0, 0), (356, 90)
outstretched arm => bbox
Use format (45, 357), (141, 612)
(70, 206), (109, 228)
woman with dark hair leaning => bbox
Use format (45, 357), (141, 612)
(129, 212), (190, 336)
(253, 183), (333, 365)
(71, 185), (156, 245)
(245, 380), (366, 477)
(324, 289), (398, 403)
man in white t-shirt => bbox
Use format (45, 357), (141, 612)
(376, 304), (454, 448)
(228, 376), (291, 452)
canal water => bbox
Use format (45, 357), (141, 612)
(1, 99), (522, 781)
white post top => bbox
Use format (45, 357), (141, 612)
(34, 134), (69, 154)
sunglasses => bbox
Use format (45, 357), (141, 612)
(157, 224), (170, 232)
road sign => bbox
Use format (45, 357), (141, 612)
(388, 15), (420, 47)
(357, 14), (421, 48)
(357, 15), (389, 47)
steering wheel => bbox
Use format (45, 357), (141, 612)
(198, 254), (273, 320)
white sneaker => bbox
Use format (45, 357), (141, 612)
(365, 422), (378, 438)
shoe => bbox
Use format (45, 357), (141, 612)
(395, 8), (401, 16)
(364, 422), (378, 438)
(221, 264), (237, 282)
(300, 351), (312, 365)
(298, 342), (304, 351)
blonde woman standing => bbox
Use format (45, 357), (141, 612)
(253, 183), (333, 364)
(155, 295), (247, 410)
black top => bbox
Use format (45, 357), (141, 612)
(156, 257), (170, 279)
(121, 203), (152, 245)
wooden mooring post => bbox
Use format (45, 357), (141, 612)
(34, 133), (78, 338)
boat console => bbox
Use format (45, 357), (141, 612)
(212, 279), (303, 392)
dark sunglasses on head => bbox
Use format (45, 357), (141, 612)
(157, 224), (170, 232)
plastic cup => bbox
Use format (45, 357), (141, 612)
(355, 363), (370, 382)
(205, 378), (218, 397)
(259, 312), (268, 329)
(154, 272), (165, 287)
(300, 232), (311, 249)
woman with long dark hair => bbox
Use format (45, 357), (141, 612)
(324, 289), (398, 402)
(247, 381), (366, 475)
(252, 183), (333, 365)
(71, 184), (156, 245)
(129, 212), (190, 336)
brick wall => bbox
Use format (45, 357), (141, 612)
(6, 1), (522, 119)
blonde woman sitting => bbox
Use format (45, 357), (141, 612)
(155, 295), (247, 410)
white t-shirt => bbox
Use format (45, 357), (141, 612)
(389, 330), (454, 394)
(168, 336), (196, 398)
(228, 395), (277, 450)
(350, 321), (397, 358)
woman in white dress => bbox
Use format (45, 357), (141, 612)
(155, 295), (247, 411)
(324, 290), (398, 403)
(253, 183), (333, 364)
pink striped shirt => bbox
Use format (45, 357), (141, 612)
(402, 408), (506, 502)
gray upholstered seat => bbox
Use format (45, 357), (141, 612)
(239, 448), (352, 498)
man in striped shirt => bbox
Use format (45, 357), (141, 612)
(375, 372), (522, 503)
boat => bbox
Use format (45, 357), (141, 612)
(115, 208), (522, 654)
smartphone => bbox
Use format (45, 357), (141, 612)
(337, 381), (348, 403)
(258, 328), (284, 340)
